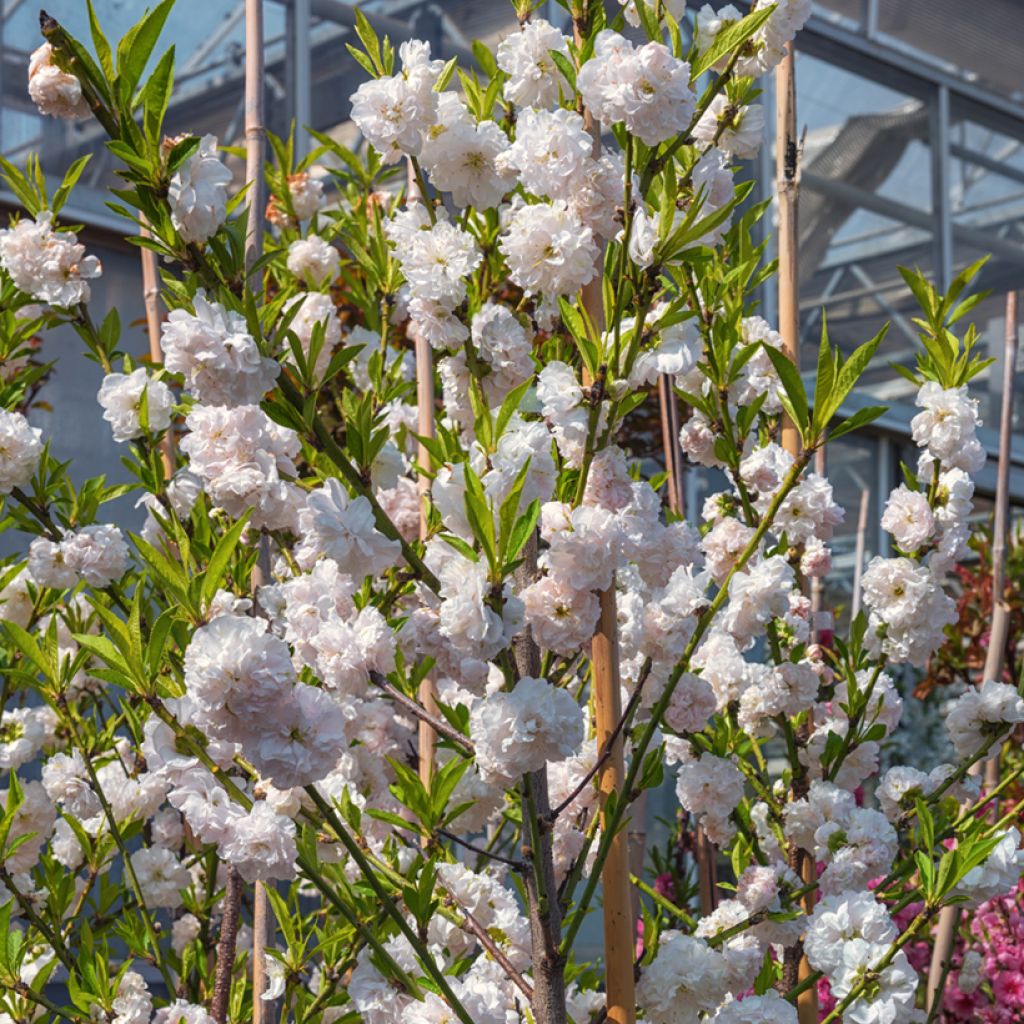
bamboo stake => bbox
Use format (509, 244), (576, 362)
(592, 584), (636, 1024)
(776, 49), (801, 459)
(927, 290), (1018, 1015)
(984, 289), (1017, 797)
(849, 488), (870, 623)
(571, 8), (635, 1008)
(572, 16), (636, 1007)
(244, 6), (273, 1020)
(776, 48), (818, 1024)
(139, 220), (174, 478)
(407, 159), (439, 786)
(657, 374), (684, 516)
(244, 0), (267, 274)
(656, 377), (718, 913)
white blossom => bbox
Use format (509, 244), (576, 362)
(496, 19), (572, 109)
(0, 410), (42, 495)
(500, 200), (599, 298)
(286, 235), (340, 286)
(169, 134), (232, 243)
(27, 43), (90, 119)
(97, 368), (174, 442)
(945, 679), (1024, 760)
(471, 676), (584, 783)
(161, 295), (279, 406)
(577, 31), (695, 146)
(0, 211), (102, 306)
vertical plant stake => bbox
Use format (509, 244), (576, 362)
(408, 159), (439, 787)
(775, 43), (819, 1024)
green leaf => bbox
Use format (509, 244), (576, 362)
(505, 499), (541, 567)
(140, 45), (175, 136)
(115, 0), (175, 104)
(200, 514), (251, 608)
(827, 404), (886, 442)
(353, 7), (384, 76)
(761, 343), (809, 434)
(691, 5), (776, 79)
(434, 57), (458, 93)
(462, 464), (497, 570)
(86, 0), (115, 80)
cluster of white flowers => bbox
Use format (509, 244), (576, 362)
(805, 891), (917, 1024)
(180, 404), (302, 529)
(861, 378), (986, 665)
(161, 294), (279, 405)
(97, 368), (174, 442)
(784, 781), (898, 896)
(470, 675), (584, 784)
(168, 134), (233, 243)
(636, 929), (733, 1022)
(944, 678), (1024, 760)
(6, 9), (1022, 1024)
(420, 94), (516, 209)
(286, 234), (340, 286)
(28, 523), (129, 588)
(578, 31), (695, 146)
(0, 705), (56, 771)
(0, 211), (102, 306)
(0, 410), (43, 495)
(349, 41), (444, 164)
(295, 478), (402, 577)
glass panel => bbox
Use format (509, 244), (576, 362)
(793, 50), (934, 402)
(875, 0), (1024, 104)
(947, 117), (1024, 429)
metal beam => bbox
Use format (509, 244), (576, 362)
(292, 0), (312, 157)
(801, 169), (1024, 266)
(931, 84), (953, 286)
(848, 262), (919, 343)
(182, 4), (246, 74)
(950, 141), (1024, 189)
(274, 0), (475, 65)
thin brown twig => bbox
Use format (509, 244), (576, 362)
(547, 659), (652, 823)
(436, 828), (526, 871)
(369, 671), (474, 754)
(452, 900), (535, 1002)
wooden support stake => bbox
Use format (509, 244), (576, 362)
(592, 584), (636, 1024)
(244, 0), (267, 274)
(139, 220), (174, 479)
(984, 289), (1017, 797)
(776, 48), (818, 1024)
(849, 488), (870, 624)
(776, 49), (802, 459)
(407, 159), (439, 786)
(927, 290), (1018, 1014)
(657, 374), (684, 517)
(244, 6), (274, 1019)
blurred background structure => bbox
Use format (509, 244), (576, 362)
(2, 0), (1023, 600)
